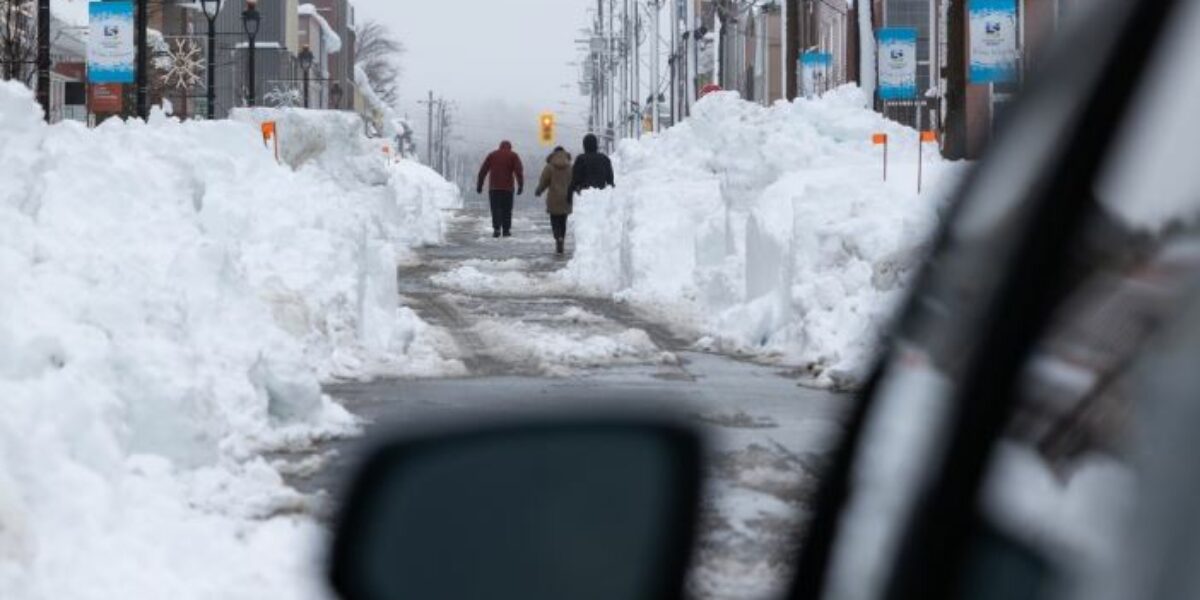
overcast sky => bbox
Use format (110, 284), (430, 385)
(354, 0), (596, 160)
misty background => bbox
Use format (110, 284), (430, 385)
(355, 0), (597, 203)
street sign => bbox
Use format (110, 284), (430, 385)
(88, 1), (136, 84)
(877, 27), (918, 101)
(89, 83), (124, 114)
(969, 0), (1019, 83)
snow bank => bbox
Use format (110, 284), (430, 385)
(564, 87), (965, 387)
(0, 82), (459, 598)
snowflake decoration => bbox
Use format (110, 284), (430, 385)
(264, 85), (302, 108)
(160, 37), (206, 91)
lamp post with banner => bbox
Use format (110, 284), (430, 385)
(199, 0), (221, 119)
(242, 0), (260, 107)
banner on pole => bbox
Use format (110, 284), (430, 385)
(876, 28), (918, 100)
(800, 51), (833, 98)
(969, 0), (1019, 83)
(88, 1), (136, 84)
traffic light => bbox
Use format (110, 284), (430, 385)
(539, 112), (556, 146)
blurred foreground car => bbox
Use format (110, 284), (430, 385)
(326, 1), (1200, 598)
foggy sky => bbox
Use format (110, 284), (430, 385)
(354, 0), (596, 160)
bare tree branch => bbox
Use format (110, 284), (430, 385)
(354, 20), (404, 108)
(0, 0), (36, 83)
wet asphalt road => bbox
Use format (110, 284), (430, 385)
(291, 201), (850, 599)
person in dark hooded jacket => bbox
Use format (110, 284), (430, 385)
(535, 147), (573, 254)
(569, 134), (614, 202)
(476, 140), (524, 237)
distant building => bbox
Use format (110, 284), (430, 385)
(49, 17), (87, 123)
(297, 5), (335, 108)
(694, 0), (855, 108)
(309, 0), (357, 111)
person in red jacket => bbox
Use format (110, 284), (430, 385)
(476, 140), (525, 238)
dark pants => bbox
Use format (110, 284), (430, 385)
(489, 190), (514, 234)
(550, 215), (568, 240)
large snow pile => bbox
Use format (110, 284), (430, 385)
(0, 82), (459, 598)
(564, 87), (965, 387)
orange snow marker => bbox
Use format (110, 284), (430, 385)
(918, 130), (937, 194)
(261, 121), (279, 163)
(872, 133), (889, 181)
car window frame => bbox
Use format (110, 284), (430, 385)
(784, 2), (1186, 599)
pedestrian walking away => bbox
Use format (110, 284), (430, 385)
(569, 133), (615, 202)
(476, 140), (525, 237)
(535, 146), (574, 255)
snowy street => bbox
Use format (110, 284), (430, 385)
(289, 201), (849, 599)
(0, 68), (957, 598)
(9, 0), (1200, 597)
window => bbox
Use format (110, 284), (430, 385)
(976, 1), (1200, 597)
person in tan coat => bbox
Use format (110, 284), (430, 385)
(535, 147), (574, 254)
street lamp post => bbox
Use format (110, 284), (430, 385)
(199, 0), (222, 119)
(36, 0), (49, 121)
(136, 0), (148, 118)
(242, 0), (261, 107)
(298, 45), (313, 109)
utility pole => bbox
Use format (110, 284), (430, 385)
(440, 102), (451, 176)
(620, 0), (629, 139)
(650, 0), (660, 133)
(633, 3), (641, 137)
(136, 0), (148, 118)
(785, 0), (798, 99)
(686, 0), (697, 115)
(436, 100), (445, 175)
(36, 0), (49, 121)
(780, 0), (788, 100)
(713, 5), (722, 88)
(669, 0), (678, 124)
(424, 90), (434, 167)
(943, 0), (968, 159)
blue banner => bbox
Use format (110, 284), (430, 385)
(969, 0), (1019, 83)
(800, 51), (833, 97)
(877, 27), (918, 100)
(88, 1), (136, 84)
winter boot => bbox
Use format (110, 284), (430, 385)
(556, 238), (565, 254)
(493, 230), (501, 238)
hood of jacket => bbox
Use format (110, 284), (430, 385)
(499, 140), (513, 151)
(547, 150), (571, 170)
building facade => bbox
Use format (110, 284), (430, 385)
(870, 0), (1088, 156)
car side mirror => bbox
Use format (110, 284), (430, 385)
(328, 416), (705, 600)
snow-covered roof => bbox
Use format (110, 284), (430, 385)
(298, 3), (342, 54)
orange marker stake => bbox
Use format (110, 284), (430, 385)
(917, 130), (937, 194)
(872, 133), (889, 181)
(261, 121), (279, 163)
